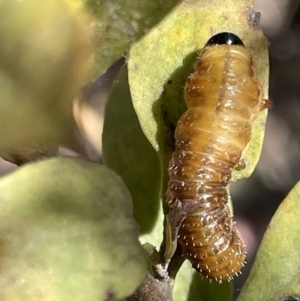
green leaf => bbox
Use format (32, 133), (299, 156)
(237, 181), (300, 301)
(0, 0), (92, 150)
(86, 0), (183, 77)
(0, 157), (146, 301)
(128, 0), (269, 182)
(102, 67), (162, 243)
(127, 0), (269, 299)
(174, 262), (232, 301)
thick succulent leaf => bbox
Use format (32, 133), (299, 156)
(174, 262), (232, 301)
(128, 0), (269, 182)
(237, 181), (300, 301)
(0, 0), (92, 150)
(127, 0), (269, 299)
(102, 67), (162, 240)
(86, 0), (183, 77)
(0, 158), (146, 301)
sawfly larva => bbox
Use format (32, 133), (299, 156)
(166, 32), (269, 282)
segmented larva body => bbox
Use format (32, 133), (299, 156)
(166, 33), (266, 281)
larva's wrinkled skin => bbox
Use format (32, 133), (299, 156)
(166, 33), (266, 281)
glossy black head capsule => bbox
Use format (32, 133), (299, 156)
(205, 32), (244, 47)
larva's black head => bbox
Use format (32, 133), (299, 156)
(205, 32), (244, 47)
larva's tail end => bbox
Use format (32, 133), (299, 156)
(191, 240), (247, 283)
(195, 258), (247, 283)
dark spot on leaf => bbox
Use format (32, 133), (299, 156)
(167, 79), (173, 84)
(104, 24), (112, 34)
(281, 296), (300, 301)
(104, 288), (117, 301)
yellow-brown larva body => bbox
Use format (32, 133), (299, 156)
(166, 33), (265, 281)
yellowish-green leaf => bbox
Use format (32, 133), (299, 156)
(237, 181), (300, 301)
(128, 0), (269, 182)
(0, 0), (92, 150)
(174, 262), (232, 301)
(86, 0), (183, 77)
(128, 0), (269, 299)
(102, 67), (162, 238)
(0, 157), (146, 301)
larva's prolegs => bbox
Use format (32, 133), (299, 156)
(261, 98), (272, 110)
(234, 159), (246, 171)
(166, 32), (267, 281)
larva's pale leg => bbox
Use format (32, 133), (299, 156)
(261, 98), (272, 110)
(234, 159), (246, 171)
